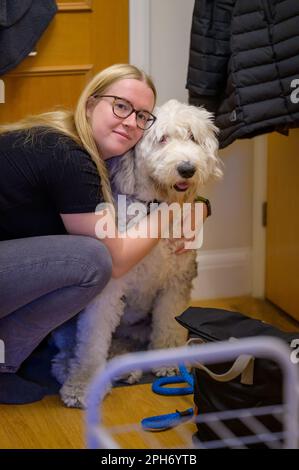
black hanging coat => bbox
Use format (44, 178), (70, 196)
(186, 0), (299, 148)
(0, 0), (57, 76)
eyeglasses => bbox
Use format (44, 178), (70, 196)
(94, 95), (156, 130)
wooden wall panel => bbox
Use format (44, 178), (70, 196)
(2, 69), (93, 121)
(0, 1), (129, 124)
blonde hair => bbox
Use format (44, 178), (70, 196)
(0, 64), (157, 204)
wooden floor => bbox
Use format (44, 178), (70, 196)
(1, 296), (299, 449)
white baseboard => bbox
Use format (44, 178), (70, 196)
(191, 248), (252, 300)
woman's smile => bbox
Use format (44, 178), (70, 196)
(113, 129), (131, 140)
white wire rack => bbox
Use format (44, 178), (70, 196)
(85, 337), (299, 449)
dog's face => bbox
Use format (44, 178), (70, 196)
(134, 99), (223, 203)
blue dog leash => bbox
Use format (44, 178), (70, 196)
(141, 407), (194, 431)
(141, 365), (195, 431)
(152, 364), (194, 395)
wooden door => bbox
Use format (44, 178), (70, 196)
(0, 0), (129, 123)
(266, 129), (299, 320)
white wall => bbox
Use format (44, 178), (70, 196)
(130, 0), (254, 299)
(149, 0), (193, 105)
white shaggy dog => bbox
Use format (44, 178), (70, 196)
(52, 99), (223, 408)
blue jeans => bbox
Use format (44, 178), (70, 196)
(0, 235), (112, 372)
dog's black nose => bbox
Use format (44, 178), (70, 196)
(177, 162), (196, 179)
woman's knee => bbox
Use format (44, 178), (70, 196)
(74, 236), (113, 292)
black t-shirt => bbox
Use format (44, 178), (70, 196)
(0, 129), (104, 241)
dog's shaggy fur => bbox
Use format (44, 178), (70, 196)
(52, 99), (223, 408)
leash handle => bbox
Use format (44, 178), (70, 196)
(151, 364), (194, 396)
(141, 407), (194, 431)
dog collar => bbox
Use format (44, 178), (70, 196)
(136, 197), (211, 217)
(194, 196), (212, 217)
(141, 199), (161, 215)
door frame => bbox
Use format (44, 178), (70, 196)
(129, 0), (151, 73)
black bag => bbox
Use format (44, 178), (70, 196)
(176, 307), (299, 448)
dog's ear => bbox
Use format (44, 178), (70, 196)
(209, 152), (224, 180)
(110, 149), (136, 195)
(203, 129), (223, 180)
(193, 107), (223, 180)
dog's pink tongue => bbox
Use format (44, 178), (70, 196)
(176, 182), (189, 190)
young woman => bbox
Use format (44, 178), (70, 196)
(0, 64), (206, 403)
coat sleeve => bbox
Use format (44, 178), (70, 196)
(186, 0), (235, 112)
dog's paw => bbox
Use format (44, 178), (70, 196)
(60, 377), (113, 408)
(60, 381), (87, 409)
(51, 354), (70, 384)
(125, 370), (143, 384)
(152, 366), (178, 377)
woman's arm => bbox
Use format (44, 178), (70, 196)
(61, 201), (206, 278)
(60, 207), (169, 278)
